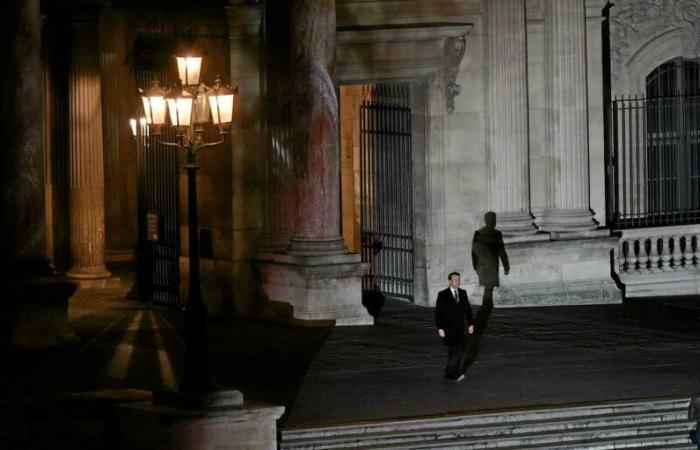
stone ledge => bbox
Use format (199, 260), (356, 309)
(619, 267), (700, 297)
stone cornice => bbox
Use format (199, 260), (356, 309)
(337, 22), (472, 112)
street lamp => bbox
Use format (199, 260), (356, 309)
(132, 51), (237, 394)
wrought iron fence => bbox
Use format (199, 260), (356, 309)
(606, 93), (700, 229)
(360, 84), (414, 301)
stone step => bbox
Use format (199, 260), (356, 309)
(284, 420), (692, 450)
(282, 398), (687, 441)
(377, 421), (692, 450)
(282, 413), (691, 449)
(280, 398), (693, 450)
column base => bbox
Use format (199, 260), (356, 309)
(259, 248), (374, 325)
(67, 265), (112, 280)
(496, 211), (538, 236)
(539, 208), (598, 232)
(0, 259), (78, 350)
(287, 237), (348, 256)
(116, 390), (285, 450)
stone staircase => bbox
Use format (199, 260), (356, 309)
(280, 398), (695, 449)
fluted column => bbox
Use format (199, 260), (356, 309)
(485, 0), (536, 235)
(66, 8), (111, 279)
(540, 0), (598, 231)
(288, 0), (345, 255)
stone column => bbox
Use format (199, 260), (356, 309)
(540, 0), (598, 231)
(485, 0), (536, 235)
(66, 7), (111, 280)
(0, 0), (76, 349)
(259, 0), (372, 325)
(288, 0), (345, 255)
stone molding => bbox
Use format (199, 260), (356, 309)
(336, 23), (472, 100)
(610, 0), (700, 91)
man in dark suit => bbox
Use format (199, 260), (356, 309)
(435, 271), (474, 381)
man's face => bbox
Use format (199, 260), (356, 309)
(449, 275), (461, 288)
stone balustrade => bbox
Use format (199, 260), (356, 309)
(616, 225), (700, 273)
(615, 224), (700, 297)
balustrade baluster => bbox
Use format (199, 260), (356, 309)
(671, 235), (683, 269)
(637, 238), (649, 271)
(648, 236), (660, 271)
(660, 236), (672, 270)
(627, 239), (638, 272)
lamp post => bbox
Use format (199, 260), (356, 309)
(132, 52), (237, 394)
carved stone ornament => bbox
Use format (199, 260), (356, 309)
(443, 36), (466, 113)
(610, 0), (700, 86)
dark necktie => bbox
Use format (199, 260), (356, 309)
(453, 290), (458, 303)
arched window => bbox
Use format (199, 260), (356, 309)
(646, 57), (700, 219)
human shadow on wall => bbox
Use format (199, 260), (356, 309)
(461, 211), (510, 372)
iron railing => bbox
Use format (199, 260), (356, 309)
(606, 93), (700, 229)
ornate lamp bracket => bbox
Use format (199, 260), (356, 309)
(443, 36), (466, 113)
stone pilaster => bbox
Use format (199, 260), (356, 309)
(0, 0), (76, 349)
(66, 8), (111, 280)
(485, 0), (537, 235)
(540, 0), (598, 232)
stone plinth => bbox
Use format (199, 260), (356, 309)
(116, 390), (284, 450)
(259, 252), (373, 325)
(485, 231), (621, 307)
(0, 261), (78, 350)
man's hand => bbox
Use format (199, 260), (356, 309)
(468, 325), (474, 334)
(438, 329), (445, 338)
(504, 268), (510, 275)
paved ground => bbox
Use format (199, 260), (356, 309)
(4, 280), (700, 431)
(284, 297), (700, 427)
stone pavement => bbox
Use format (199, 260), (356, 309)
(3, 281), (700, 433)
(284, 297), (700, 427)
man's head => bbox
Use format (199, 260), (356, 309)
(448, 272), (461, 288)
(484, 211), (497, 228)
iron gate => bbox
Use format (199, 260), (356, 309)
(360, 84), (414, 301)
(134, 29), (181, 307)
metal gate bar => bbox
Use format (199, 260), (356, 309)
(360, 84), (413, 301)
(607, 93), (700, 229)
(134, 26), (181, 307)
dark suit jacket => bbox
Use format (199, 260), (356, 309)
(435, 287), (474, 345)
(471, 226), (510, 288)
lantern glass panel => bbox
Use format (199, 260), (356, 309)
(208, 93), (234, 125)
(176, 56), (202, 86)
(166, 94), (193, 127)
(143, 95), (167, 125)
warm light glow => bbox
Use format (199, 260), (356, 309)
(129, 118), (137, 137)
(166, 90), (194, 127)
(176, 56), (202, 86)
(140, 79), (169, 127)
(207, 78), (236, 126)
